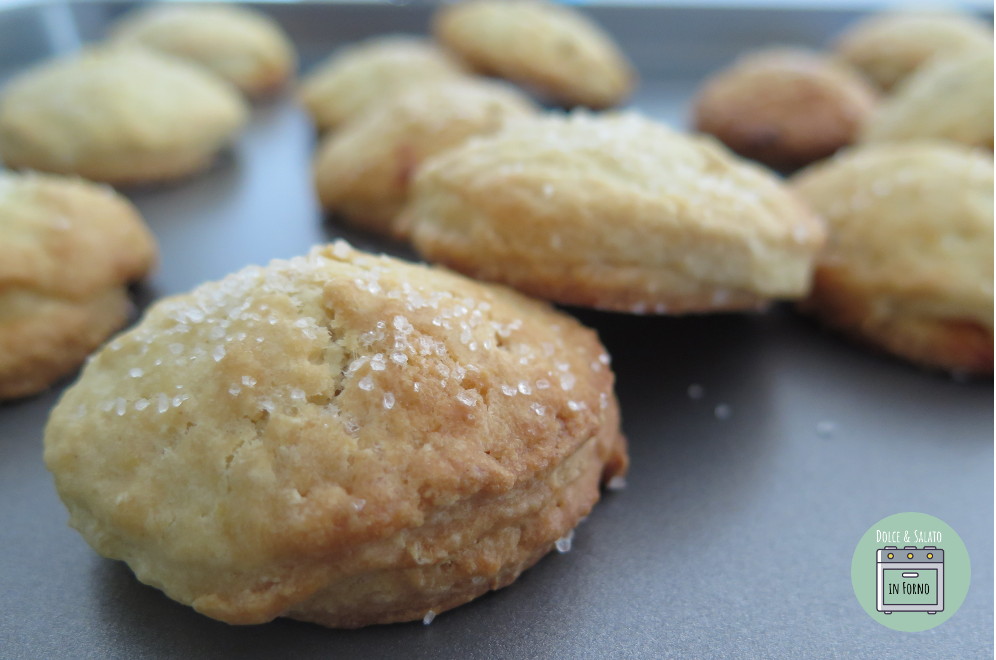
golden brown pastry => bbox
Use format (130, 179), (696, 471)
(0, 47), (248, 184)
(406, 111), (825, 314)
(0, 172), (157, 399)
(791, 142), (993, 375)
(433, 0), (634, 109)
(313, 77), (537, 238)
(834, 9), (992, 91)
(693, 48), (879, 170)
(44, 242), (627, 628)
(860, 47), (994, 150)
(111, 4), (297, 97)
(298, 36), (466, 132)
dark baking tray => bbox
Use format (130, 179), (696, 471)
(1, 3), (992, 658)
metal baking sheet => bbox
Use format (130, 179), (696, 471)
(1, 3), (992, 658)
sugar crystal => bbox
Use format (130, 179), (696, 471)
(607, 475), (627, 491)
(555, 530), (574, 553)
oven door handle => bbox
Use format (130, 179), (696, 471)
(902, 572), (919, 578)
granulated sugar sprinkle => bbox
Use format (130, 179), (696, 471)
(81, 244), (613, 442)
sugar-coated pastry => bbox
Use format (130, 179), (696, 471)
(406, 111), (825, 314)
(0, 172), (157, 399)
(43, 242), (627, 628)
(434, 0), (634, 109)
(111, 4), (297, 97)
(313, 77), (537, 238)
(860, 48), (994, 150)
(834, 10), (992, 91)
(791, 143), (993, 375)
(693, 48), (879, 170)
(298, 36), (466, 132)
(0, 47), (248, 184)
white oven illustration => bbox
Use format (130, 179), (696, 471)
(876, 546), (944, 615)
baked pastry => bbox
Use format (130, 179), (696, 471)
(834, 10), (992, 91)
(43, 242), (627, 627)
(0, 172), (157, 399)
(692, 48), (878, 170)
(111, 4), (297, 98)
(0, 47), (248, 184)
(298, 36), (466, 132)
(314, 77), (537, 239)
(859, 48), (994, 150)
(406, 111), (825, 314)
(433, 0), (634, 109)
(791, 143), (993, 375)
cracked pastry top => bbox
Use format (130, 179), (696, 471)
(298, 36), (466, 132)
(791, 142), (993, 375)
(833, 9), (992, 91)
(692, 48), (878, 171)
(859, 47), (994, 151)
(43, 241), (627, 628)
(313, 76), (537, 239)
(405, 111), (825, 315)
(0, 47), (248, 184)
(111, 4), (297, 98)
(0, 171), (157, 399)
(434, 0), (634, 109)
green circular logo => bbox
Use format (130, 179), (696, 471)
(851, 512), (970, 632)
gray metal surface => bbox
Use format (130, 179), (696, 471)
(0, 3), (992, 659)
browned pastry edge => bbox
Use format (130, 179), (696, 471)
(0, 287), (131, 399)
(801, 267), (993, 376)
(418, 245), (770, 316)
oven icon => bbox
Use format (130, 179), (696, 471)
(876, 546), (944, 615)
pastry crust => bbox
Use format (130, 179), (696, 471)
(112, 4), (297, 98)
(791, 142), (993, 374)
(298, 36), (466, 132)
(834, 10), (992, 91)
(0, 172), (157, 399)
(434, 0), (634, 109)
(313, 77), (537, 238)
(0, 47), (248, 184)
(693, 48), (878, 170)
(44, 242), (627, 627)
(406, 111), (825, 314)
(859, 48), (994, 150)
